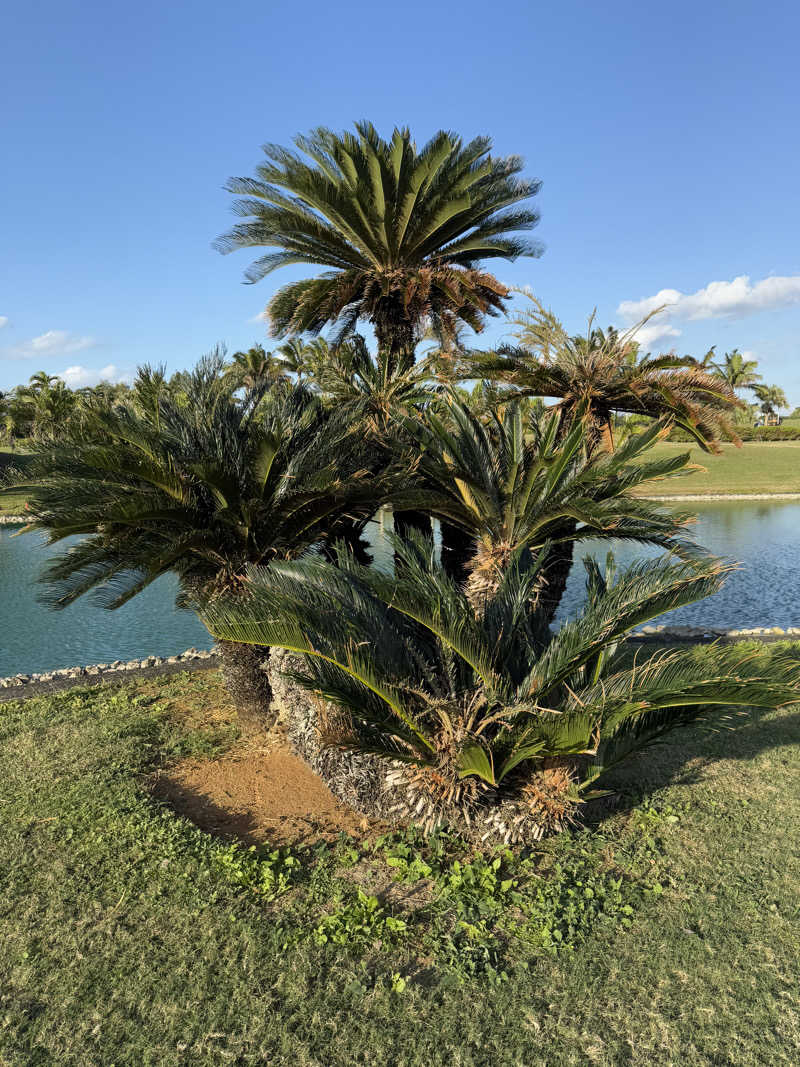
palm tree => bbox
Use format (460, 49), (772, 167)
(1, 356), (400, 733)
(712, 349), (763, 394)
(202, 536), (799, 842)
(404, 394), (698, 614)
(753, 384), (788, 425)
(274, 337), (335, 386)
(463, 295), (741, 454)
(215, 122), (542, 370)
(226, 344), (288, 390)
(26, 370), (62, 394)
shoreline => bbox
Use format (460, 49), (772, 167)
(0, 648), (219, 704)
(3, 624), (799, 703)
(4, 492), (800, 527)
(644, 492), (800, 502)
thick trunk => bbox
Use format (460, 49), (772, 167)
(216, 639), (275, 735)
(440, 520), (474, 584)
(373, 315), (415, 376)
(535, 539), (577, 626)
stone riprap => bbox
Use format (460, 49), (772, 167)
(0, 647), (216, 691)
(630, 625), (800, 642)
(0, 515), (27, 525)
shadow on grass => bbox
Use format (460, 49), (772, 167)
(583, 704), (800, 827)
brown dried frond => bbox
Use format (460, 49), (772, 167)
(520, 759), (581, 833)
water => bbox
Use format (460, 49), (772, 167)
(2, 501), (799, 676)
(0, 528), (212, 676)
(556, 500), (800, 631)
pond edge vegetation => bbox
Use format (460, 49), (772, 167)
(2, 121), (799, 848)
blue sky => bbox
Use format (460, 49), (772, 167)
(2, 0), (799, 405)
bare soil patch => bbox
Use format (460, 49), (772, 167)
(152, 738), (378, 846)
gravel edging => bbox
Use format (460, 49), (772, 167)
(629, 624), (800, 643)
(0, 649), (219, 703)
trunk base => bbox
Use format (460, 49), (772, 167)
(440, 521), (474, 584)
(217, 639), (275, 735)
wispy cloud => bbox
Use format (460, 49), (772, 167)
(0, 316), (8, 329)
(618, 274), (800, 324)
(3, 329), (98, 359)
(59, 364), (130, 388)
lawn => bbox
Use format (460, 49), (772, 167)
(640, 441), (800, 496)
(0, 446), (31, 516)
(2, 664), (799, 1065)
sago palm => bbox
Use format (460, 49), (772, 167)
(1, 357), (398, 732)
(215, 122), (542, 369)
(402, 393), (699, 615)
(202, 535), (799, 843)
(463, 294), (741, 453)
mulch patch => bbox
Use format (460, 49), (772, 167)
(152, 738), (380, 846)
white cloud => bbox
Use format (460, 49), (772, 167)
(59, 364), (129, 388)
(0, 316), (8, 329)
(618, 274), (800, 324)
(630, 323), (683, 350)
(4, 329), (98, 359)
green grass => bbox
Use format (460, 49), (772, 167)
(0, 446), (32, 516)
(1, 662), (799, 1065)
(640, 440), (800, 496)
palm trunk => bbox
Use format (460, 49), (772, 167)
(535, 540), (577, 626)
(440, 520), (474, 583)
(216, 639), (275, 735)
(374, 315), (415, 376)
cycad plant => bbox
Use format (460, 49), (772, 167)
(404, 393), (699, 615)
(1, 357), (397, 732)
(202, 535), (799, 842)
(215, 122), (542, 369)
(463, 294), (741, 453)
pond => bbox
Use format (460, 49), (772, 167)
(2, 501), (799, 676)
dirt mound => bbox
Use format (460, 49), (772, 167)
(152, 741), (379, 846)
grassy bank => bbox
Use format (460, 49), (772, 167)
(0, 446), (31, 516)
(2, 664), (799, 1065)
(637, 440), (800, 497)
(4, 442), (800, 515)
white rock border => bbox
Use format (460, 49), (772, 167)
(631, 624), (800, 641)
(0, 647), (217, 689)
(0, 515), (28, 525)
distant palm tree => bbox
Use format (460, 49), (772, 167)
(463, 294), (740, 454)
(21, 381), (76, 443)
(712, 349), (763, 394)
(26, 370), (62, 394)
(753, 383), (788, 425)
(2, 358), (400, 733)
(226, 344), (287, 390)
(273, 337), (336, 385)
(215, 122), (542, 369)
